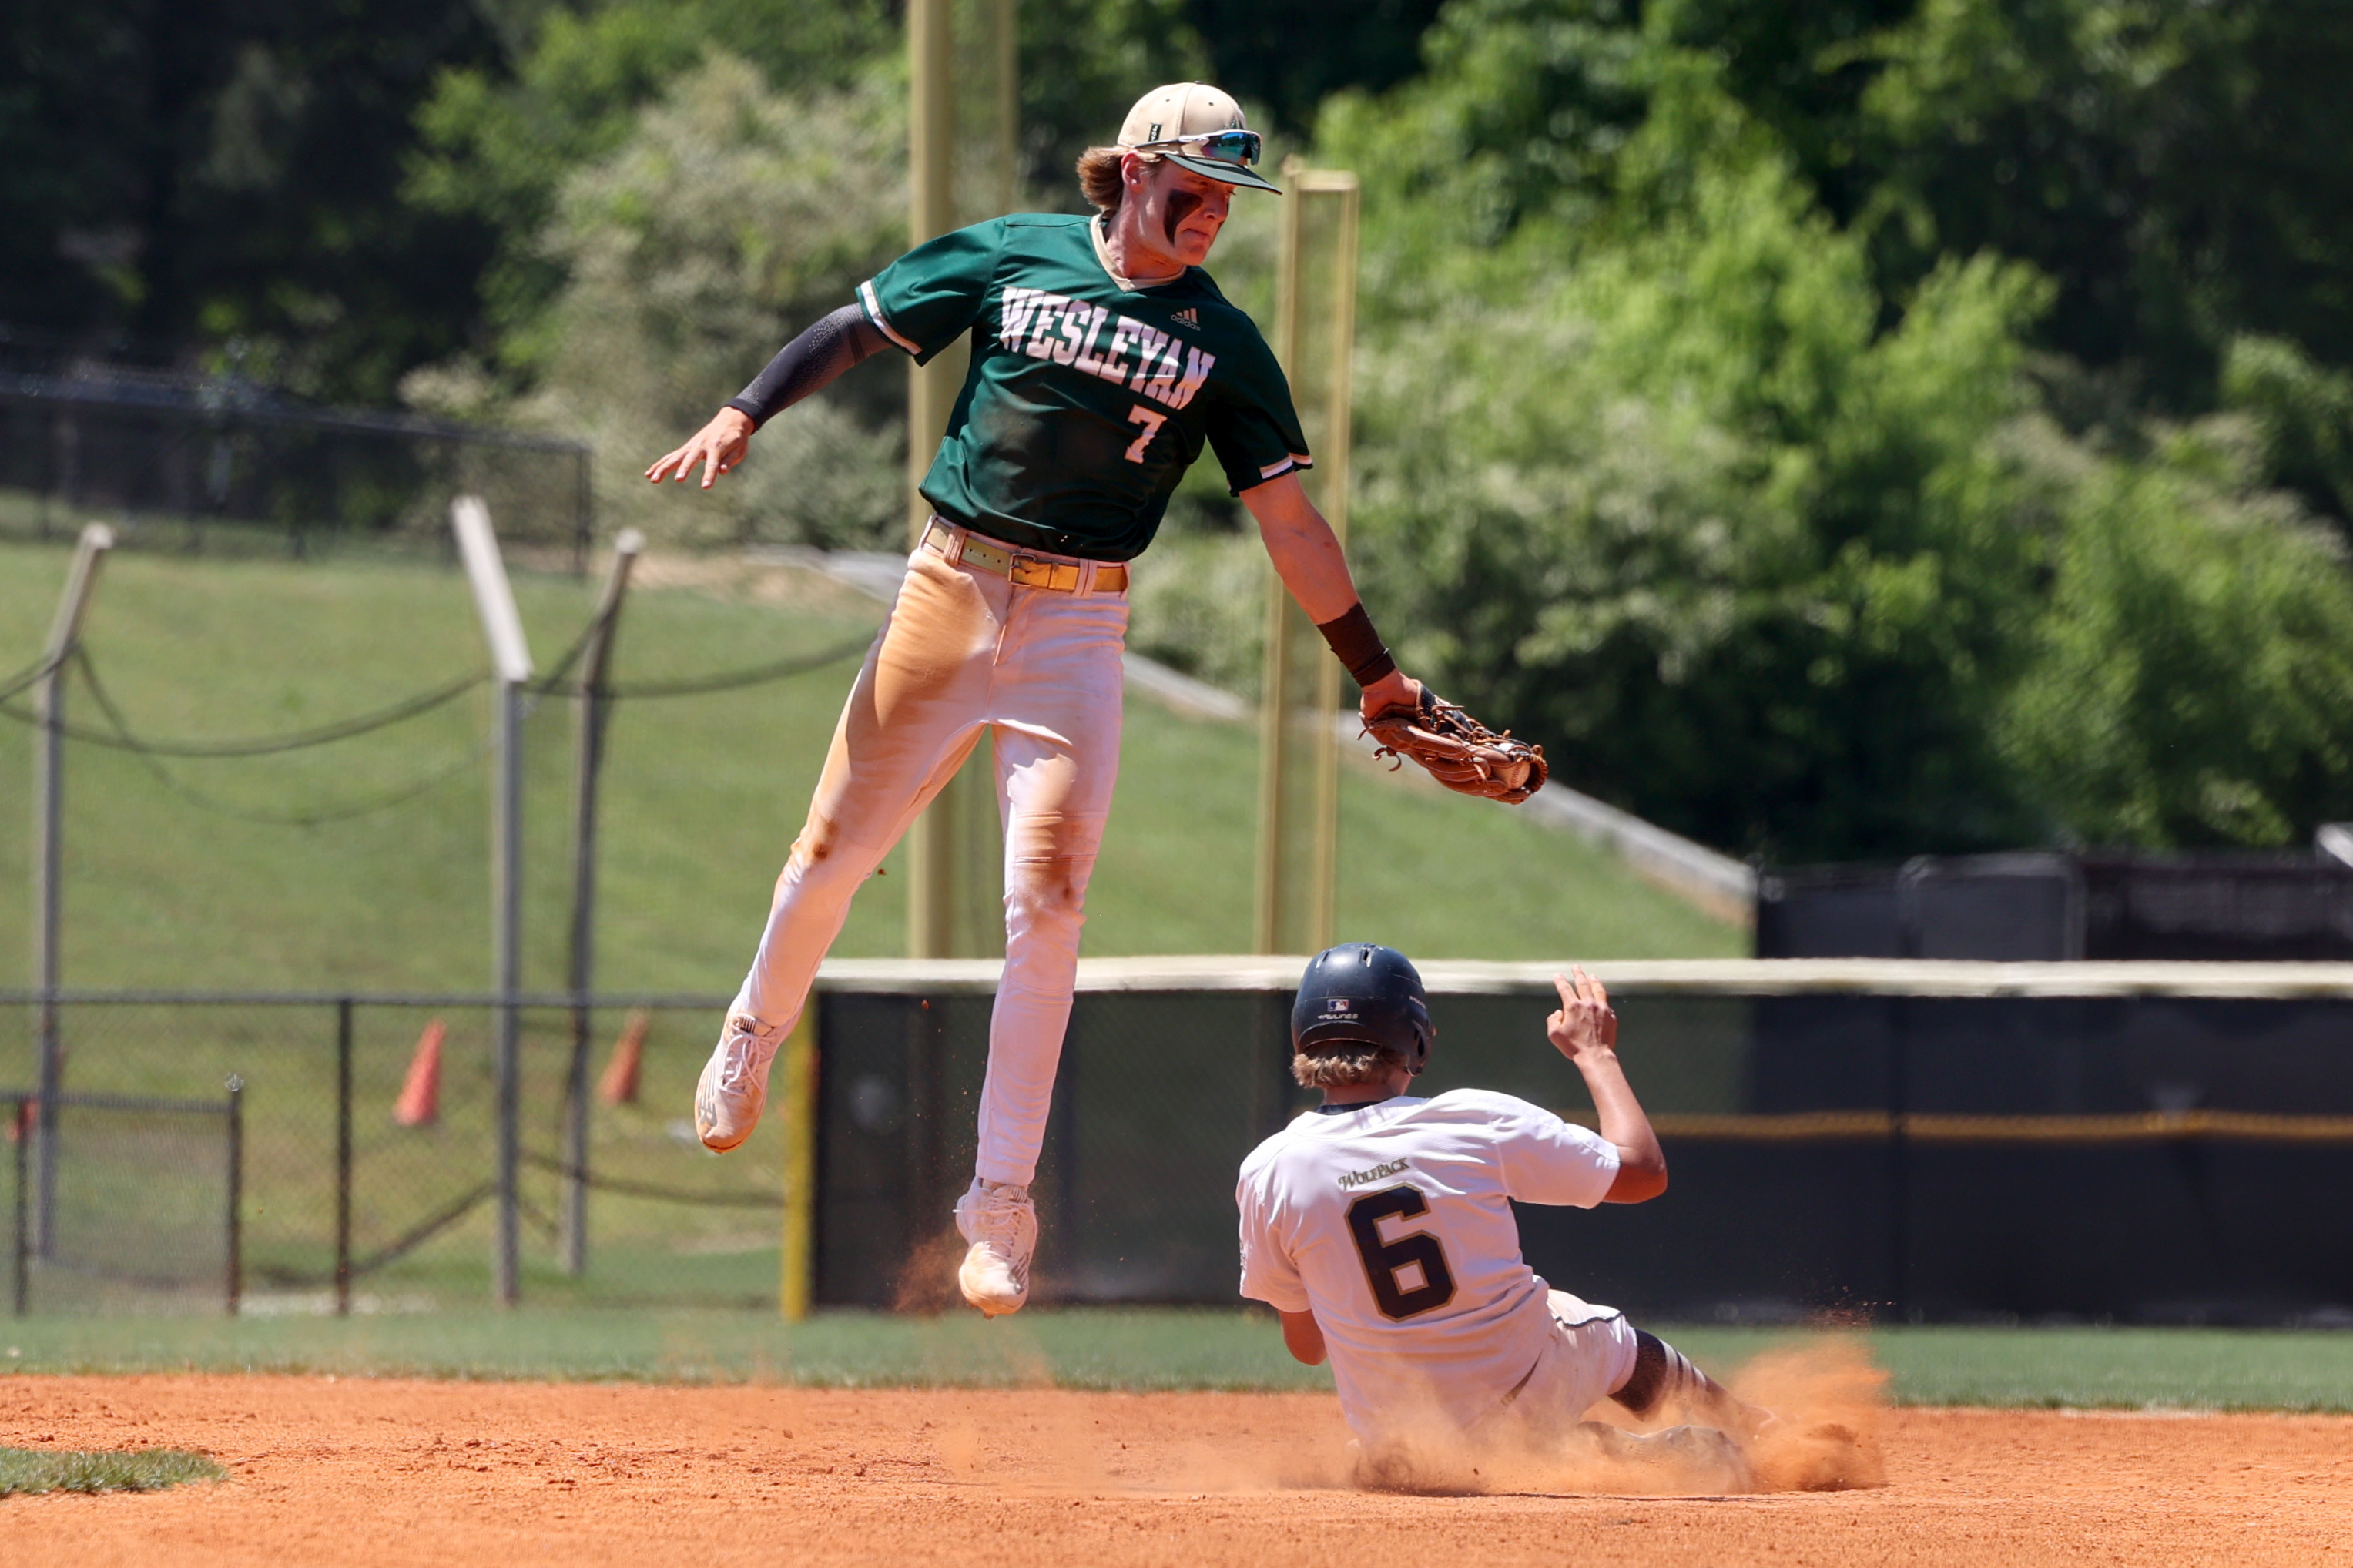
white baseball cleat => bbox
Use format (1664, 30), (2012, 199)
(954, 1179), (1037, 1318)
(1592, 1422), (1757, 1495)
(694, 1014), (783, 1153)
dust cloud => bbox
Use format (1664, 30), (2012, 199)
(918, 1332), (1886, 1499)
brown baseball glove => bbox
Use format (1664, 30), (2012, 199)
(1362, 689), (1548, 805)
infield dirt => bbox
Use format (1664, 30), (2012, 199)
(3, 1372), (2348, 1566)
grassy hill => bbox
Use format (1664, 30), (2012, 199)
(0, 534), (1738, 1308)
(0, 535), (1740, 997)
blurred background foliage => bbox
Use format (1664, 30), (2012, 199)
(9, 0), (2353, 859)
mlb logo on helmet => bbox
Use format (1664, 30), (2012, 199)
(1324, 997), (1355, 1017)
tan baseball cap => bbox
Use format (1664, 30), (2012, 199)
(1116, 82), (1280, 193)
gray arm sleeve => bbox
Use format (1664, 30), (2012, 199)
(724, 303), (890, 428)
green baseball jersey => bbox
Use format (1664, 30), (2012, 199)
(858, 213), (1311, 562)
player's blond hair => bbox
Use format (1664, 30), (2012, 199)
(1292, 1044), (1409, 1089)
(1077, 146), (1128, 213)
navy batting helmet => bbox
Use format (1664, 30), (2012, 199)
(1292, 943), (1433, 1074)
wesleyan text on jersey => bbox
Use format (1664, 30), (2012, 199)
(996, 287), (1216, 410)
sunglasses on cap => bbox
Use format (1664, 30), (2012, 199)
(1129, 129), (1263, 168)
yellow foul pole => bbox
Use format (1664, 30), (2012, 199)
(903, 0), (1020, 962)
(1253, 163), (1361, 956)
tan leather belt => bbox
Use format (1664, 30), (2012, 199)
(922, 518), (1128, 595)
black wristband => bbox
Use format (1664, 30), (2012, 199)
(1316, 602), (1396, 689)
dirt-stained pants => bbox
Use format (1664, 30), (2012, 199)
(730, 541), (1128, 1186)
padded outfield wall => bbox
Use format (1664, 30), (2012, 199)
(806, 959), (2353, 1325)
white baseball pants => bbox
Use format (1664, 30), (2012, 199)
(729, 538), (1128, 1187)
(1510, 1290), (1644, 1430)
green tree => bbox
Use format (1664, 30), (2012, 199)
(0, 0), (505, 400)
(1184, 0), (1447, 132)
(1320, 0), (2353, 856)
(493, 55), (910, 550)
(2222, 336), (2353, 528)
(1661, 0), (2353, 432)
(1997, 417), (2353, 846)
(406, 0), (892, 374)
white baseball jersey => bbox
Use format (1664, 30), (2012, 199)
(1235, 1090), (1620, 1437)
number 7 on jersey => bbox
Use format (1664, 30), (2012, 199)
(1123, 404), (1168, 464)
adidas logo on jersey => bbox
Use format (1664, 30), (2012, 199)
(1171, 307), (1200, 330)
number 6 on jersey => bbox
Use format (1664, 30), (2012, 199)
(1346, 1185), (1459, 1320)
(1124, 404), (1168, 463)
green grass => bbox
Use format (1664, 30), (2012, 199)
(0, 1306), (1326, 1390)
(1841, 1325), (2353, 1412)
(0, 537), (1733, 1308)
(0, 1445), (225, 1496)
(2, 1310), (2349, 1412)
(0, 535), (1739, 997)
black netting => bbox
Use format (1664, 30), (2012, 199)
(811, 983), (2353, 1325)
(1758, 852), (2353, 961)
(0, 386), (588, 565)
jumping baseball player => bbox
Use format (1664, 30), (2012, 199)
(1237, 944), (1765, 1489)
(643, 84), (1524, 1318)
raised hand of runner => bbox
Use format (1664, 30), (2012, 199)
(645, 407), (753, 489)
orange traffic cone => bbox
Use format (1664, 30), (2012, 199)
(597, 1010), (648, 1107)
(394, 1019), (444, 1127)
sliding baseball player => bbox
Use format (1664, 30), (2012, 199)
(1238, 944), (1767, 1489)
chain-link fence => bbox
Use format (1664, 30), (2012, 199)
(0, 366), (589, 566)
(4, 1087), (240, 1315)
(0, 996), (779, 1315)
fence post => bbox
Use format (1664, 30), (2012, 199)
(32, 521), (113, 1258)
(906, 997), (947, 1267)
(225, 1075), (244, 1318)
(572, 447), (594, 578)
(453, 496), (535, 1307)
(778, 1009), (818, 1322)
(1885, 995), (1912, 1322)
(11, 1095), (27, 1316)
(1888, 863), (1926, 1323)
(563, 530), (642, 1278)
(335, 998), (354, 1316)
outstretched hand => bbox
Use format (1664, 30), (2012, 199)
(1545, 967), (1617, 1063)
(645, 408), (755, 490)
(1357, 668), (1424, 722)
